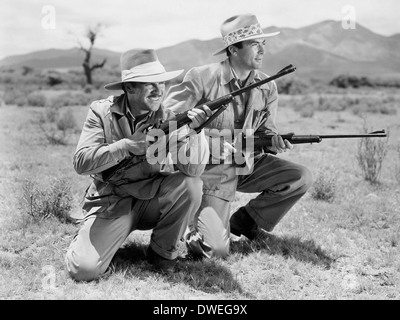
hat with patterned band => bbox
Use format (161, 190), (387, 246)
(213, 14), (280, 56)
(104, 49), (184, 90)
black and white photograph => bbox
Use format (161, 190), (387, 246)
(1, 0), (399, 305)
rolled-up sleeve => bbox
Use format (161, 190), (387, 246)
(73, 106), (130, 175)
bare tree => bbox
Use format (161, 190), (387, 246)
(76, 24), (107, 85)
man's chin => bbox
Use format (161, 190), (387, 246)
(148, 103), (162, 111)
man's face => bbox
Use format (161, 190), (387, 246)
(234, 39), (266, 70)
(126, 82), (165, 115)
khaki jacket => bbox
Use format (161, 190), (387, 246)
(73, 94), (209, 218)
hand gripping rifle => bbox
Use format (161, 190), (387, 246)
(101, 64), (297, 182)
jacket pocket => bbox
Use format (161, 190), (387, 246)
(82, 180), (113, 214)
(252, 110), (269, 130)
(201, 164), (223, 191)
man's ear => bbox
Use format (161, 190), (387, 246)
(124, 83), (136, 93)
(228, 45), (238, 56)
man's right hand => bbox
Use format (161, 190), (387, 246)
(187, 105), (213, 130)
(125, 123), (153, 155)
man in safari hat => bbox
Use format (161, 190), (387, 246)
(164, 14), (312, 259)
(65, 49), (212, 281)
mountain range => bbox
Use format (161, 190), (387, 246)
(1, 20), (400, 81)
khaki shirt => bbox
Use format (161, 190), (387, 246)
(164, 58), (278, 134)
(73, 94), (209, 218)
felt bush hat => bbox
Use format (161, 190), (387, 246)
(104, 49), (184, 90)
(213, 13), (280, 56)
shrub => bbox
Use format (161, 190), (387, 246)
(356, 125), (389, 184)
(291, 95), (316, 114)
(276, 78), (309, 95)
(50, 91), (91, 108)
(21, 177), (74, 223)
(3, 87), (27, 106)
(311, 169), (337, 202)
(330, 75), (400, 89)
(56, 108), (77, 133)
(83, 84), (93, 93)
(15, 96), (29, 107)
(371, 77), (400, 88)
(42, 106), (59, 123)
(22, 66), (33, 75)
(37, 107), (77, 145)
(47, 75), (63, 86)
(300, 106), (314, 118)
(330, 75), (374, 88)
(351, 96), (398, 116)
(27, 92), (47, 107)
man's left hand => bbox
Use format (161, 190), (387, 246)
(271, 134), (293, 153)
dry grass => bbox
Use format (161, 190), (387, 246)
(1, 90), (400, 300)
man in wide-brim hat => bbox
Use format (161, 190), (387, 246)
(164, 14), (312, 259)
(65, 49), (212, 281)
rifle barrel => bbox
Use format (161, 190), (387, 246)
(233, 65), (297, 97)
(319, 130), (387, 139)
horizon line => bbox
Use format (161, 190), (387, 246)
(1, 18), (399, 61)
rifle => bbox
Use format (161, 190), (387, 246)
(158, 64), (296, 135)
(247, 130), (388, 149)
(101, 64), (297, 182)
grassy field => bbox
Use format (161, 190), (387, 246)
(0, 89), (399, 301)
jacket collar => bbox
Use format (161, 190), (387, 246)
(110, 94), (127, 116)
(221, 58), (263, 87)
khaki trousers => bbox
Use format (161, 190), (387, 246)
(66, 173), (203, 281)
(188, 154), (313, 258)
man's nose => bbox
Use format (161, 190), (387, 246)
(258, 43), (265, 54)
(152, 83), (164, 93)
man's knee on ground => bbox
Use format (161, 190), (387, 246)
(65, 250), (104, 282)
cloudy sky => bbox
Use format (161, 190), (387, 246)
(1, 0), (399, 60)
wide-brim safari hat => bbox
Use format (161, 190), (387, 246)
(213, 14), (280, 56)
(104, 49), (184, 90)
